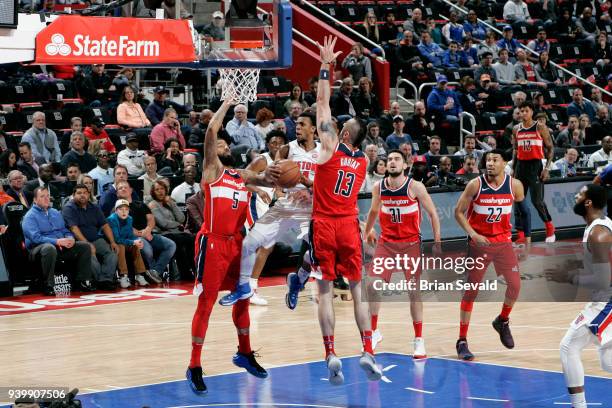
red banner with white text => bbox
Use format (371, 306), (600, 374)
(35, 15), (197, 64)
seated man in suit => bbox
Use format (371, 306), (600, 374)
(24, 164), (62, 209)
(6, 170), (32, 207)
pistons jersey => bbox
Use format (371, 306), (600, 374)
(379, 177), (421, 243)
(202, 169), (252, 236)
(467, 174), (514, 240)
(516, 121), (544, 161)
(313, 143), (367, 218)
(287, 140), (320, 192)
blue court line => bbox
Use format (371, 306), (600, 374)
(2, 353), (610, 408)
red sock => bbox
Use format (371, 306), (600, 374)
(500, 303), (513, 320)
(323, 335), (335, 358)
(361, 330), (374, 354)
(371, 315), (378, 331)
(459, 322), (470, 339)
(189, 342), (203, 368)
(413, 321), (423, 338)
(545, 221), (555, 236)
(238, 332), (251, 354)
(517, 230), (525, 240)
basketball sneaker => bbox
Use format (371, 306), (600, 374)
(134, 274), (149, 286)
(285, 272), (304, 310)
(232, 350), (268, 378)
(413, 337), (427, 359)
(372, 329), (383, 350)
(186, 366), (207, 394)
(545, 221), (556, 242)
(492, 316), (515, 349)
(250, 291), (268, 306)
(219, 282), (254, 306)
(119, 275), (131, 289)
(144, 269), (163, 284)
(456, 338), (474, 361)
(326, 354), (344, 386)
(359, 352), (382, 381)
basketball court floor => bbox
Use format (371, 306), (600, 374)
(1, 275), (611, 407)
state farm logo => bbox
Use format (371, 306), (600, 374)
(45, 33), (71, 56)
(44, 33), (160, 57)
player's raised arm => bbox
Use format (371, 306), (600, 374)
(364, 181), (382, 244)
(202, 99), (233, 184)
(537, 121), (554, 181)
(316, 36), (343, 162)
(454, 178), (489, 244)
(412, 180), (441, 242)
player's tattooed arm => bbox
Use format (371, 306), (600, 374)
(202, 99), (233, 184)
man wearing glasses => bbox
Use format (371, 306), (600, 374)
(88, 150), (114, 195)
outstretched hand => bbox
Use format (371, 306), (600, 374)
(318, 36), (343, 65)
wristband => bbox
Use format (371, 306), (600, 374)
(319, 69), (330, 80)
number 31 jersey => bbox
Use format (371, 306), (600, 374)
(313, 143), (366, 219)
(379, 177), (421, 243)
(467, 174), (515, 241)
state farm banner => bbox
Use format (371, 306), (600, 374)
(35, 16), (197, 64)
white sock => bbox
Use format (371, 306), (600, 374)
(239, 235), (259, 286)
(249, 278), (258, 290)
(570, 392), (587, 408)
(297, 267), (310, 284)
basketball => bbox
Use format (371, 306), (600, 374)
(275, 160), (301, 188)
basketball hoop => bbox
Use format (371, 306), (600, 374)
(219, 67), (261, 104)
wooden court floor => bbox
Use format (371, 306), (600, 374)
(1, 283), (610, 394)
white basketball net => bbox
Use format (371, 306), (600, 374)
(219, 68), (261, 104)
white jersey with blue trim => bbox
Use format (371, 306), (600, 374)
(275, 140), (321, 212)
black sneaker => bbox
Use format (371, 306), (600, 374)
(233, 350), (268, 378)
(186, 366), (207, 394)
(456, 338), (475, 361)
(492, 316), (515, 349)
(333, 277), (349, 290)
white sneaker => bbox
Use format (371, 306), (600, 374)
(326, 354), (344, 386)
(134, 274), (149, 286)
(119, 275), (131, 289)
(372, 329), (383, 350)
(413, 337), (427, 359)
(545, 233), (556, 243)
(359, 352), (382, 381)
(249, 291), (268, 306)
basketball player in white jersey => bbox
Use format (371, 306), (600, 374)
(553, 184), (612, 408)
(242, 130), (287, 305)
(220, 111), (321, 305)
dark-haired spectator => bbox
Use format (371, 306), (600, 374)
(361, 159), (386, 193)
(0, 150), (18, 183)
(145, 86), (188, 127)
(527, 27), (551, 56)
(457, 77), (480, 117)
(23, 187), (93, 296)
(158, 138), (184, 174)
(227, 104), (265, 149)
(117, 134), (147, 177)
(22, 112), (61, 164)
(442, 11), (466, 44)
(478, 32), (500, 60)
(7, 170), (32, 207)
(589, 89), (610, 118)
(171, 165), (200, 206)
(283, 83), (309, 114)
(456, 155), (480, 175)
(88, 150), (114, 195)
(60, 117), (83, 155)
(496, 26), (521, 59)
(332, 78), (356, 123)
(139, 156), (163, 201)
(425, 17), (444, 45)
(396, 31), (431, 82)
(535, 51), (561, 85)
(418, 31), (445, 68)
(576, 7), (598, 46)
(341, 43), (372, 80)
(592, 105), (612, 141)
(594, 32), (612, 76)
(99, 164), (139, 216)
(514, 49), (547, 88)
(493, 48), (518, 86)
(117, 85), (152, 130)
(454, 135), (492, 161)
(17, 143), (38, 180)
(379, 102), (401, 140)
(424, 135), (443, 161)
(150, 108), (186, 155)
(554, 9), (583, 44)
(463, 10), (487, 41)
(185, 190), (204, 233)
(443, 41), (463, 69)
(66, 163), (81, 182)
(188, 109), (213, 151)
(63, 184), (119, 290)
(567, 88), (596, 122)
(0, 123), (19, 154)
(60, 132), (97, 174)
(380, 11), (402, 49)
(474, 51), (499, 88)
(24, 163), (61, 208)
(254, 107), (275, 140)
(353, 77), (381, 121)
(386, 116), (415, 150)
(433, 156), (457, 186)
(304, 77), (318, 106)
(406, 102), (434, 142)
(427, 76), (463, 124)
(90, 64), (112, 100)
(83, 117), (117, 154)
(362, 122), (388, 157)
(556, 115), (581, 147)
(461, 37), (480, 68)
(587, 136), (612, 167)
(403, 8), (427, 38)
(149, 180), (194, 278)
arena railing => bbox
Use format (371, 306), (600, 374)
(459, 111), (476, 146)
(395, 77), (418, 108)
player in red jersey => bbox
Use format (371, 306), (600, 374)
(186, 99), (280, 394)
(454, 149), (526, 361)
(312, 36), (382, 385)
(364, 150), (441, 358)
(512, 101), (555, 243)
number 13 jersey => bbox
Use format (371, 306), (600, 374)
(313, 143), (367, 219)
(467, 174), (515, 241)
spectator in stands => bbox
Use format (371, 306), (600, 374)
(62, 183), (119, 291)
(150, 108), (186, 155)
(579, 114), (595, 144)
(360, 158), (386, 193)
(6, 170), (32, 207)
(442, 11), (466, 44)
(171, 165), (200, 206)
(379, 101), (401, 141)
(386, 116), (415, 150)
(111, 68), (139, 97)
(396, 31), (431, 83)
(60, 117), (83, 156)
(60, 131), (97, 174)
(22, 112), (61, 164)
(433, 156), (457, 186)
(158, 138), (184, 174)
(483, 135), (497, 150)
(77, 174), (97, 204)
(527, 27), (551, 56)
(456, 155), (480, 175)
(502, 107), (521, 149)
(362, 122), (388, 157)
(454, 134), (492, 161)
(461, 37), (480, 67)
(139, 156), (163, 201)
(399, 142), (414, 165)
(17, 142), (38, 180)
(474, 51), (500, 87)
(188, 109), (213, 152)
(304, 77), (318, 106)
(568, 88), (596, 122)
(83, 117), (117, 154)
(503, 0), (530, 22)
(353, 77), (381, 121)
(418, 31), (445, 68)
(424, 135), (443, 160)
(24, 163), (60, 207)
(224, 104), (263, 150)
(88, 150), (114, 195)
(594, 32), (612, 75)
(115, 180), (176, 278)
(426, 75), (463, 124)
(605, 75), (612, 104)
(273, 119), (287, 135)
(0, 123), (19, 155)
(592, 105), (612, 141)
(107, 199), (153, 289)
(332, 78), (357, 123)
(425, 17), (444, 45)
(357, 12), (382, 50)
(456, 77), (480, 117)
(341, 43), (372, 81)
(200, 10), (226, 40)
(0, 150), (17, 183)
(380, 11), (402, 49)
(254, 108), (275, 140)
(183, 153), (198, 171)
(442, 41), (463, 69)
(463, 9), (487, 41)
(283, 84), (309, 114)
(406, 101), (434, 141)
(145, 86), (187, 127)
(23, 187), (93, 296)
(403, 8), (427, 38)
(554, 148), (579, 177)
(535, 51), (561, 85)
(117, 134), (147, 177)
(493, 49), (518, 85)
(496, 26), (521, 59)
(554, 8), (583, 44)
(364, 144), (379, 164)
(90, 64), (112, 99)
(117, 85), (151, 130)
(588, 135), (612, 166)
(478, 32), (500, 61)
(185, 190), (204, 233)
(66, 163), (81, 182)
(411, 154), (436, 184)
(577, 7), (598, 46)
(514, 49), (548, 88)
(99, 164), (139, 216)
(556, 115), (582, 147)
(149, 180), (194, 278)
(589, 88), (610, 118)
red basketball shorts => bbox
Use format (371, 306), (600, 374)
(309, 216), (363, 282)
(193, 231), (242, 296)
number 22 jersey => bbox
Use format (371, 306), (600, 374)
(467, 174), (515, 241)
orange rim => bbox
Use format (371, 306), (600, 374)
(230, 40), (265, 49)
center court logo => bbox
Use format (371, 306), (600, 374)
(44, 33), (160, 57)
